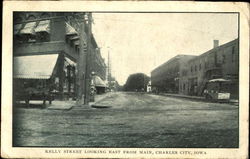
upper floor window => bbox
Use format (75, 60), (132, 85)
(14, 16), (23, 23)
(27, 15), (36, 20)
(40, 13), (50, 18)
(36, 32), (50, 42)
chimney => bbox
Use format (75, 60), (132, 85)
(213, 40), (219, 48)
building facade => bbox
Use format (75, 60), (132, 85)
(13, 12), (106, 100)
(179, 39), (239, 99)
(151, 55), (196, 93)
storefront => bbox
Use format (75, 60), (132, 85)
(13, 54), (77, 102)
(93, 75), (107, 94)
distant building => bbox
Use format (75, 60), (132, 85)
(151, 55), (196, 93)
(147, 81), (152, 92)
(180, 39), (239, 99)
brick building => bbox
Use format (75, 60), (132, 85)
(13, 12), (106, 99)
(151, 55), (196, 93)
(179, 39), (239, 98)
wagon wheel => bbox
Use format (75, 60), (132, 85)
(43, 99), (46, 105)
(25, 99), (29, 107)
(205, 94), (212, 101)
(49, 95), (52, 104)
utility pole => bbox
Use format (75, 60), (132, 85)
(77, 13), (87, 104)
(83, 13), (92, 104)
(107, 48), (112, 91)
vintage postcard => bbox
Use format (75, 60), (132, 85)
(1, 1), (249, 158)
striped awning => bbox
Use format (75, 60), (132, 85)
(65, 57), (76, 66)
(19, 22), (36, 35)
(14, 54), (59, 79)
(34, 20), (50, 33)
(70, 35), (79, 41)
(66, 22), (78, 35)
(93, 75), (107, 87)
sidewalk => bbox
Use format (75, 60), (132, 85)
(47, 100), (76, 110)
(48, 92), (112, 110)
(160, 93), (205, 101)
(159, 93), (239, 104)
(89, 92), (113, 108)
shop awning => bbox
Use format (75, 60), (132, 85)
(14, 54), (59, 79)
(19, 22), (36, 35)
(66, 22), (78, 35)
(34, 20), (50, 33)
(65, 57), (76, 66)
(93, 76), (107, 87)
(70, 35), (79, 41)
(209, 79), (231, 82)
(74, 40), (80, 46)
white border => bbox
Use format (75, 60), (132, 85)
(2, 1), (249, 158)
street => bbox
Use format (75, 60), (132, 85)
(13, 92), (238, 148)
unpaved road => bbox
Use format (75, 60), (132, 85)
(13, 92), (238, 148)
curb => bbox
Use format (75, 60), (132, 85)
(159, 93), (206, 101)
(89, 92), (112, 107)
(159, 93), (239, 104)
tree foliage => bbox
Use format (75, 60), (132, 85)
(123, 73), (150, 92)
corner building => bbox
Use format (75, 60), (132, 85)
(13, 12), (106, 100)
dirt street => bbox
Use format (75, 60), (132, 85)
(13, 92), (238, 148)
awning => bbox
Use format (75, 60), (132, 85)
(74, 40), (80, 46)
(70, 35), (79, 41)
(66, 22), (78, 35)
(65, 57), (76, 66)
(209, 79), (231, 82)
(14, 54), (59, 79)
(93, 75), (107, 87)
(14, 24), (23, 35)
(34, 20), (50, 33)
(19, 22), (36, 35)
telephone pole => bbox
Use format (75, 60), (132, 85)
(107, 48), (112, 90)
(83, 13), (92, 104)
(77, 13), (87, 104)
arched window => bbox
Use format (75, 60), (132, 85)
(40, 12), (50, 18)
(27, 14), (36, 20)
(14, 16), (23, 23)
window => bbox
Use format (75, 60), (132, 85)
(14, 16), (23, 23)
(191, 66), (193, 72)
(195, 65), (197, 72)
(40, 13), (50, 18)
(36, 32), (50, 42)
(199, 63), (202, 70)
(27, 15), (36, 20)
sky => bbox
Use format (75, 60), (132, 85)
(92, 13), (238, 85)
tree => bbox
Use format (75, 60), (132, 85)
(123, 73), (150, 92)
